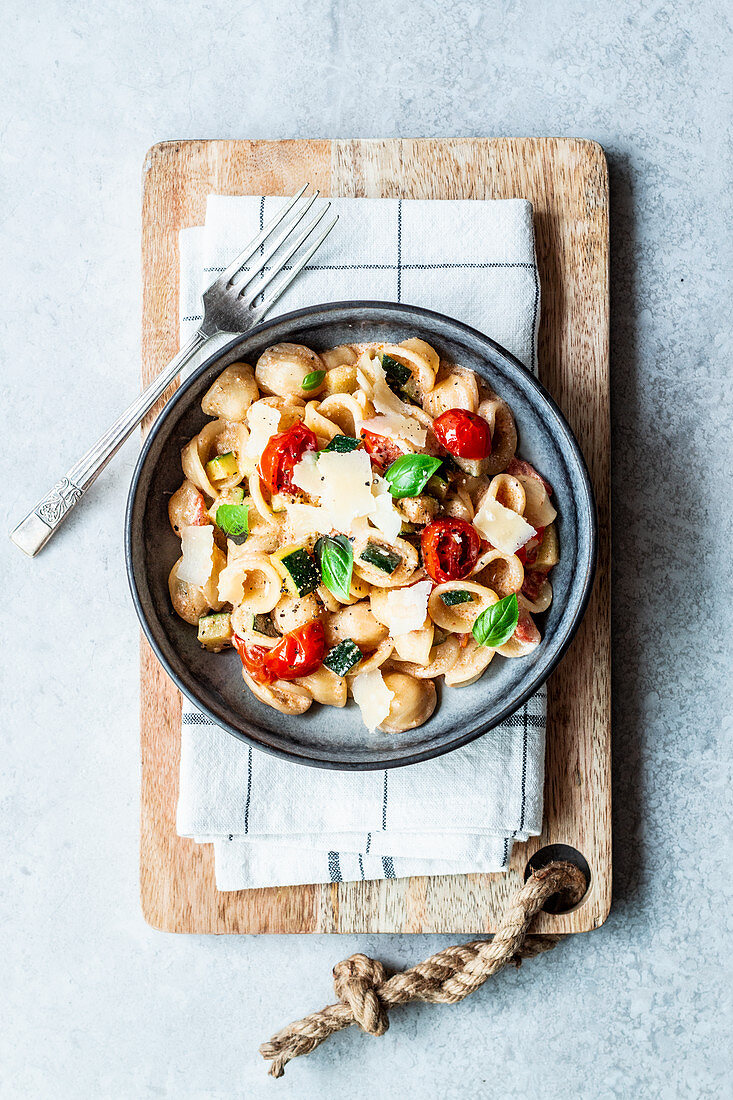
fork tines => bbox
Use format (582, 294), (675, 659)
(211, 184), (338, 315)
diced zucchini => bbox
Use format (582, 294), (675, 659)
(426, 473), (449, 501)
(454, 456), (488, 478)
(441, 590), (473, 607)
(271, 545), (321, 596)
(321, 434), (361, 453)
(401, 377), (422, 403)
(205, 451), (238, 482)
(253, 613), (279, 638)
(323, 638), (362, 676)
(359, 541), (402, 574)
(533, 523), (559, 570)
(379, 352), (412, 386)
(197, 612), (232, 651)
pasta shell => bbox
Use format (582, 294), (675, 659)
(242, 670), (313, 715)
(201, 362), (258, 422)
(444, 638), (496, 687)
(379, 673), (437, 732)
(429, 581), (498, 633)
(255, 343), (325, 400)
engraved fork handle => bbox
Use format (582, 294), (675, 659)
(10, 330), (207, 556)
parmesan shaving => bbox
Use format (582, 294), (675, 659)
(369, 474), (403, 543)
(217, 558), (245, 605)
(286, 502), (335, 540)
(379, 580), (433, 637)
(473, 495), (536, 555)
(352, 667), (394, 731)
(291, 450), (322, 497)
(178, 525), (215, 586)
(359, 355), (426, 445)
(292, 449), (377, 532)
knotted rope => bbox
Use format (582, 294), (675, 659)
(260, 860), (586, 1077)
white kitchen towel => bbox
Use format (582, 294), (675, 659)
(176, 196), (544, 890)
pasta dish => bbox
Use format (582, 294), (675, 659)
(168, 339), (559, 733)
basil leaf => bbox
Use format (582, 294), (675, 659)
(472, 593), (520, 648)
(379, 352), (412, 386)
(384, 454), (444, 499)
(215, 503), (249, 543)
(315, 534), (353, 602)
(321, 435), (361, 454)
(302, 369), (326, 391)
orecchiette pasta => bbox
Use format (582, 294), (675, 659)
(168, 337), (559, 732)
(201, 362), (259, 422)
(255, 343), (326, 400)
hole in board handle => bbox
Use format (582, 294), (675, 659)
(523, 844), (591, 914)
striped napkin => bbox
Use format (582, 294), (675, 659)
(175, 196), (545, 890)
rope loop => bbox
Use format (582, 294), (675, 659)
(333, 954), (389, 1036)
(261, 860), (587, 1078)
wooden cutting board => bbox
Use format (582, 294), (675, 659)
(140, 138), (610, 934)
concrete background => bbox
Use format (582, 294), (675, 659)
(2, 1), (731, 1096)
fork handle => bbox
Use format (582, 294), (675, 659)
(10, 330), (208, 556)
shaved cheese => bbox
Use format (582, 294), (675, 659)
(217, 556), (245, 604)
(352, 668), (394, 732)
(244, 403), (281, 459)
(379, 580), (433, 637)
(178, 525), (215, 586)
(291, 450), (322, 496)
(293, 449), (376, 531)
(359, 356), (426, 445)
(319, 450), (376, 523)
(369, 475), (402, 543)
(473, 495), (536, 555)
(292, 450), (401, 543)
(361, 413), (426, 446)
(286, 502), (334, 539)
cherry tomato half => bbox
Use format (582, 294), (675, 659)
(260, 421), (318, 495)
(521, 569), (548, 604)
(263, 620), (326, 681)
(433, 409), (492, 460)
(421, 518), (481, 583)
(233, 620), (326, 684)
(232, 636), (277, 685)
(361, 430), (406, 471)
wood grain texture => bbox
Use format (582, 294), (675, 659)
(140, 138), (610, 934)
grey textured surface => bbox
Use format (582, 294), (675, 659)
(1, 0), (731, 1097)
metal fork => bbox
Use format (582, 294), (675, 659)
(10, 185), (337, 557)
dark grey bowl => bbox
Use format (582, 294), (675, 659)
(126, 302), (596, 769)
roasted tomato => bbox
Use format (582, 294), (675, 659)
(233, 621), (326, 684)
(521, 569), (548, 603)
(260, 421), (318, 494)
(263, 620), (326, 681)
(232, 635), (277, 685)
(433, 409), (492, 460)
(421, 518), (481, 582)
(514, 607), (541, 647)
(361, 430), (406, 470)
